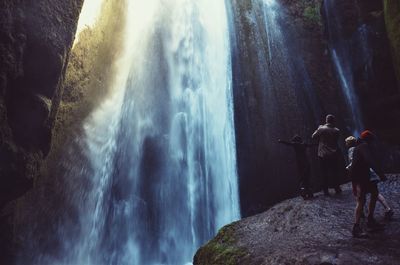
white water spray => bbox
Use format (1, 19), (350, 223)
(324, 0), (364, 134)
(32, 1), (240, 265)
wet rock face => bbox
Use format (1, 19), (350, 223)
(322, 0), (399, 135)
(231, 0), (400, 217)
(384, 0), (400, 93)
(194, 175), (400, 265)
(351, 0), (399, 134)
(0, 0), (83, 206)
(230, 0), (347, 217)
(1, 1), (83, 263)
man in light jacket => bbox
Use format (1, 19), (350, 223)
(312, 114), (342, 195)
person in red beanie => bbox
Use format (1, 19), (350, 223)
(350, 130), (387, 238)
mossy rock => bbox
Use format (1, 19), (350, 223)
(384, 0), (400, 88)
(303, 1), (321, 26)
(193, 223), (248, 265)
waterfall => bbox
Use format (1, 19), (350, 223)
(324, 0), (364, 134)
(225, 0), (325, 215)
(32, 1), (240, 264)
(260, 0), (322, 126)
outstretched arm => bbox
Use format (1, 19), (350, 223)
(278, 139), (294, 146)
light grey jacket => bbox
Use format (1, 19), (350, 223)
(312, 123), (340, 158)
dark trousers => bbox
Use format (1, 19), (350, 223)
(319, 153), (341, 191)
(299, 167), (311, 190)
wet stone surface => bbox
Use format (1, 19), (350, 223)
(195, 175), (400, 265)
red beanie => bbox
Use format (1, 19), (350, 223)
(360, 130), (375, 140)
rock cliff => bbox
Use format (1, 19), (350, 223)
(194, 175), (400, 265)
(384, 0), (400, 88)
(231, 0), (400, 217)
(0, 0), (83, 209)
(9, 2), (127, 264)
(230, 0), (347, 217)
(0, 0), (83, 263)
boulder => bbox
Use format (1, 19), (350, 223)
(195, 175), (400, 265)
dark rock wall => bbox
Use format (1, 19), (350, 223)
(321, 0), (400, 168)
(382, 0), (400, 143)
(0, 0), (83, 263)
(0, 0), (83, 206)
(231, 0), (400, 217)
(230, 0), (349, 216)
(11, 2), (128, 263)
(384, 0), (400, 89)
(349, 0), (399, 136)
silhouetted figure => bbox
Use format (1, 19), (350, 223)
(350, 130), (387, 238)
(346, 136), (394, 221)
(278, 135), (314, 200)
(312, 114), (342, 195)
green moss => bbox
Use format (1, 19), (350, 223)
(43, 0), (128, 180)
(194, 223), (248, 265)
(303, 2), (321, 25)
(384, 0), (400, 88)
(51, 0), (127, 145)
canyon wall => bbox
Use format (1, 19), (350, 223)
(0, 1), (83, 263)
(0, 0), (399, 263)
(384, 0), (400, 89)
(0, 0), (83, 208)
(230, 0), (400, 216)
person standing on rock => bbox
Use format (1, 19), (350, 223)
(350, 130), (388, 238)
(345, 136), (394, 220)
(278, 135), (315, 200)
(312, 114), (343, 195)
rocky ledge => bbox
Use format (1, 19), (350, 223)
(194, 175), (400, 265)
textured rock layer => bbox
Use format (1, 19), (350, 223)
(195, 176), (400, 265)
(384, 0), (400, 88)
(0, 0), (83, 263)
(0, 0), (83, 208)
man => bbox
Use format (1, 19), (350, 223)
(350, 130), (386, 238)
(278, 135), (315, 199)
(312, 114), (342, 195)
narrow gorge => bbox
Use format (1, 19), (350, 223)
(1, 0), (399, 264)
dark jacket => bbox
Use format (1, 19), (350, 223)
(350, 141), (382, 183)
(279, 141), (313, 176)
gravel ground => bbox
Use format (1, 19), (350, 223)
(195, 175), (400, 265)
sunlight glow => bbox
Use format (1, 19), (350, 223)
(75, 0), (104, 37)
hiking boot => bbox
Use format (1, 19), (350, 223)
(367, 218), (385, 230)
(352, 224), (368, 238)
(300, 188), (307, 199)
(384, 209), (394, 220)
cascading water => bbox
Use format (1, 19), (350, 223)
(324, 0), (364, 133)
(261, 0), (321, 123)
(228, 0), (324, 214)
(31, 1), (240, 264)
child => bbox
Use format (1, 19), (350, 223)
(278, 135), (314, 200)
(345, 136), (393, 220)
